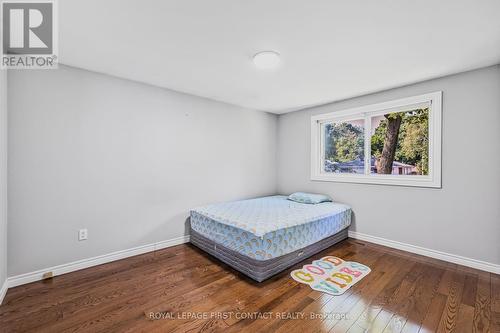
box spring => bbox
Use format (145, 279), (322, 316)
(189, 227), (348, 282)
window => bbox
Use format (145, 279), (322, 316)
(311, 92), (442, 187)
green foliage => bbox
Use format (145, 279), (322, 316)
(325, 122), (364, 162)
(370, 108), (429, 175)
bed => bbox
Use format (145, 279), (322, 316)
(189, 195), (351, 282)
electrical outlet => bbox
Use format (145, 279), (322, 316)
(78, 229), (88, 241)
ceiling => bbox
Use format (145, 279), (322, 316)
(59, 0), (500, 114)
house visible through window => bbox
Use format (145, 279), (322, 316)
(311, 92), (441, 187)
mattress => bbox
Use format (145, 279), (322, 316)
(190, 195), (351, 261)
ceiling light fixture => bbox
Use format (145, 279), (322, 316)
(253, 51), (281, 70)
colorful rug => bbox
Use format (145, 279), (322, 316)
(291, 256), (371, 295)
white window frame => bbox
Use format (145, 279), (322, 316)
(311, 91), (442, 188)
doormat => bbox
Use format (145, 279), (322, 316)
(291, 256), (371, 295)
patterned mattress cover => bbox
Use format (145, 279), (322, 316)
(190, 195), (351, 261)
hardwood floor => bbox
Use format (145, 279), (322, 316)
(0, 238), (498, 332)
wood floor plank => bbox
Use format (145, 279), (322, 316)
(455, 303), (474, 333)
(360, 260), (426, 333)
(491, 273), (500, 333)
(0, 238), (496, 333)
(399, 264), (445, 333)
(436, 270), (466, 333)
(461, 274), (479, 308)
(473, 274), (491, 333)
(418, 293), (448, 333)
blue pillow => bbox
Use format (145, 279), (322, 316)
(287, 192), (333, 204)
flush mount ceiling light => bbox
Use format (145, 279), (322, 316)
(253, 51), (281, 70)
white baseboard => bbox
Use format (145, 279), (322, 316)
(348, 231), (500, 274)
(7, 235), (190, 289)
(0, 279), (7, 305)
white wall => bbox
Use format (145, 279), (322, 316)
(0, 70), (7, 289)
(277, 65), (500, 265)
(8, 65), (278, 276)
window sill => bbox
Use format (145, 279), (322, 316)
(310, 173), (441, 188)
